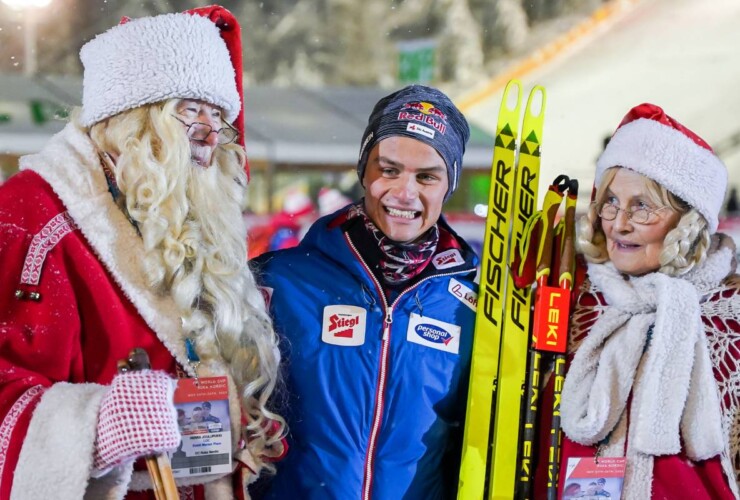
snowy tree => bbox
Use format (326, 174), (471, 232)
(0, 0), (608, 86)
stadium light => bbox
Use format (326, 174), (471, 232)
(1, 0), (53, 76)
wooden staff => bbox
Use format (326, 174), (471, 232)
(118, 348), (179, 500)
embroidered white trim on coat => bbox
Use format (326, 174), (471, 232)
(0, 385), (45, 483)
(20, 212), (78, 286)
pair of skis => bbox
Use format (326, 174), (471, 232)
(458, 80), (579, 499)
(458, 80), (545, 500)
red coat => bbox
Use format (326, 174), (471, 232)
(0, 125), (255, 499)
(534, 258), (740, 499)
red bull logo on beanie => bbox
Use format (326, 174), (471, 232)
(406, 313), (460, 354)
(402, 101), (448, 121)
(399, 101), (447, 134)
(322, 305), (367, 346)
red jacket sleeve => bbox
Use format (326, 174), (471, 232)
(0, 213), (83, 375)
(0, 179), (87, 497)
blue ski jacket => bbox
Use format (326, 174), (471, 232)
(254, 206), (478, 500)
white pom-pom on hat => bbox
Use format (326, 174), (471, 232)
(596, 103), (727, 233)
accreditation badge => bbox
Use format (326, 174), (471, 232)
(563, 457), (626, 499)
(169, 376), (232, 478)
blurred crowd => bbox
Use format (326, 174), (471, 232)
(247, 186), (351, 258)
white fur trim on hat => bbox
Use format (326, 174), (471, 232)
(80, 13), (240, 127)
(596, 118), (727, 233)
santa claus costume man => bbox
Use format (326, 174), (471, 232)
(0, 6), (283, 499)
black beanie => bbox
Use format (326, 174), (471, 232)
(357, 84), (470, 201)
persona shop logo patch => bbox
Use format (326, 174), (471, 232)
(322, 305), (367, 346)
(406, 313), (460, 354)
(415, 323), (454, 345)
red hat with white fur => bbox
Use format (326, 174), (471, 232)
(596, 103), (727, 233)
(79, 6), (248, 168)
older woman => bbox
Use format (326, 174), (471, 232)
(535, 103), (740, 499)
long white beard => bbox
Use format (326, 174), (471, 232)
(117, 140), (248, 354)
(88, 104), (284, 468)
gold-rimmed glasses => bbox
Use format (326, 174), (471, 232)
(172, 115), (238, 145)
(597, 202), (669, 224)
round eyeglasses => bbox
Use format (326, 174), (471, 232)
(172, 115), (239, 145)
(597, 203), (669, 224)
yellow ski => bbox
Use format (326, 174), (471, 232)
(458, 82), (546, 499)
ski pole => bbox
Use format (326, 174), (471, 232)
(546, 179), (578, 500)
(514, 176), (569, 499)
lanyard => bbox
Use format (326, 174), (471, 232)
(98, 151), (141, 236)
(184, 337), (201, 384)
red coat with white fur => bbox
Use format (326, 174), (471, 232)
(0, 124), (254, 499)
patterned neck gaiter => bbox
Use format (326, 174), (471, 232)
(346, 202), (439, 286)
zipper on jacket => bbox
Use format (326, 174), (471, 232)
(382, 307), (393, 340)
(364, 304), (392, 500)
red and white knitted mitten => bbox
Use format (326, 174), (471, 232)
(93, 370), (181, 472)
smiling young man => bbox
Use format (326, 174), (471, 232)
(254, 85), (478, 499)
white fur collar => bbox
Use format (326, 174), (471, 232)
(563, 256), (730, 498)
(19, 123), (195, 375)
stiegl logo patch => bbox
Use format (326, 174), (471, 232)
(432, 249), (464, 270)
(322, 305), (367, 346)
(329, 314), (360, 338)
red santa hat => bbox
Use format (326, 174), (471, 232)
(79, 6), (247, 153)
(596, 103), (727, 232)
